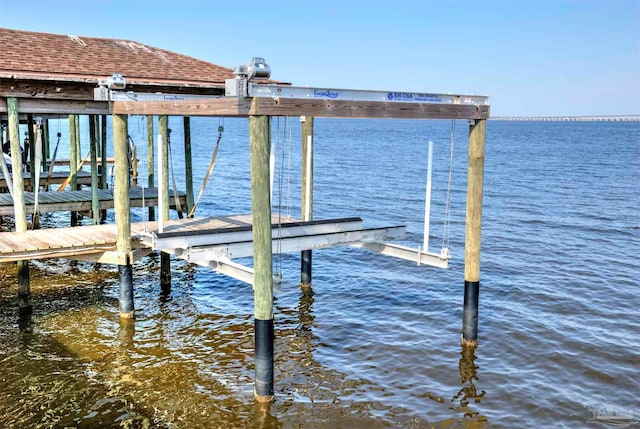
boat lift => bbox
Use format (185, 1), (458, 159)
(102, 58), (481, 285)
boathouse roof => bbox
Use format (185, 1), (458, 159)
(1, 27), (488, 120)
(0, 27), (234, 90)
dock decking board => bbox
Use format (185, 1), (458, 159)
(0, 187), (186, 216)
(0, 171), (97, 188)
(0, 214), (283, 263)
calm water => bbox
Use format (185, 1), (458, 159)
(0, 118), (638, 428)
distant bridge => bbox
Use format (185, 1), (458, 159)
(489, 115), (639, 122)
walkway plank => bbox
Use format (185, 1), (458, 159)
(0, 214), (283, 263)
(0, 171), (97, 188)
(0, 187), (185, 216)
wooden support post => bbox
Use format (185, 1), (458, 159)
(113, 113), (134, 319)
(146, 115), (155, 221)
(183, 116), (194, 217)
(300, 116), (314, 289)
(42, 119), (50, 173)
(462, 119), (486, 347)
(69, 114), (79, 225)
(27, 114), (35, 190)
(89, 115), (100, 224)
(27, 114), (40, 229)
(100, 115), (108, 188)
(158, 115), (171, 292)
(250, 115), (274, 402)
(100, 115), (108, 222)
(8, 98), (31, 316)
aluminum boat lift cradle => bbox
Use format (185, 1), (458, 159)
(140, 217), (405, 284)
(138, 215), (447, 286)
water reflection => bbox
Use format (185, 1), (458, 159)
(118, 317), (136, 348)
(17, 310), (32, 332)
(253, 401), (280, 429)
(297, 286), (315, 335)
(3, 255), (495, 428)
(451, 345), (488, 426)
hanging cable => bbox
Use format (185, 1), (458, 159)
(286, 125), (292, 219)
(167, 127), (184, 219)
(58, 151), (90, 192)
(273, 117), (284, 287)
(188, 118), (224, 218)
(136, 116), (146, 218)
(441, 119), (456, 258)
(44, 125), (62, 192)
(1, 124), (14, 200)
(32, 120), (43, 223)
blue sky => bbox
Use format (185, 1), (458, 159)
(1, 0), (638, 116)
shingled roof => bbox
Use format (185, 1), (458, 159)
(0, 27), (234, 88)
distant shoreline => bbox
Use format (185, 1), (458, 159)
(489, 115), (639, 121)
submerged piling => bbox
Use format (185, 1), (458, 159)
(300, 116), (314, 289)
(8, 98), (31, 316)
(462, 119), (486, 346)
(69, 114), (79, 226)
(158, 115), (171, 293)
(100, 115), (108, 222)
(183, 116), (194, 217)
(113, 113), (134, 319)
(89, 115), (100, 225)
(146, 115), (155, 221)
(250, 115), (274, 402)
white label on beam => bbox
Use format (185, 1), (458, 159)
(248, 83), (489, 106)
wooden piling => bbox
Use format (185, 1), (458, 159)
(250, 115), (274, 402)
(462, 119), (486, 347)
(27, 115), (35, 189)
(69, 114), (79, 226)
(183, 116), (194, 217)
(8, 98), (31, 315)
(158, 115), (171, 292)
(89, 115), (100, 224)
(300, 116), (314, 289)
(113, 113), (134, 319)
(146, 115), (155, 221)
(100, 115), (108, 222)
(42, 119), (50, 173)
(100, 115), (108, 189)
(27, 114), (40, 229)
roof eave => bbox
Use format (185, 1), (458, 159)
(0, 71), (227, 89)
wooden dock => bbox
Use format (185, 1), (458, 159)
(0, 186), (185, 216)
(0, 171), (96, 188)
(0, 214), (407, 279)
(0, 214), (257, 264)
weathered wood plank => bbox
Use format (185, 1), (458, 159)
(112, 97), (251, 116)
(0, 213), (289, 263)
(0, 79), (96, 100)
(0, 187), (186, 216)
(0, 98), (109, 115)
(0, 171), (97, 188)
(46, 157), (122, 167)
(112, 96), (490, 119)
(251, 98), (491, 120)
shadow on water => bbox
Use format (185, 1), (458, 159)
(0, 278), (157, 428)
(0, 258), (259, 428)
